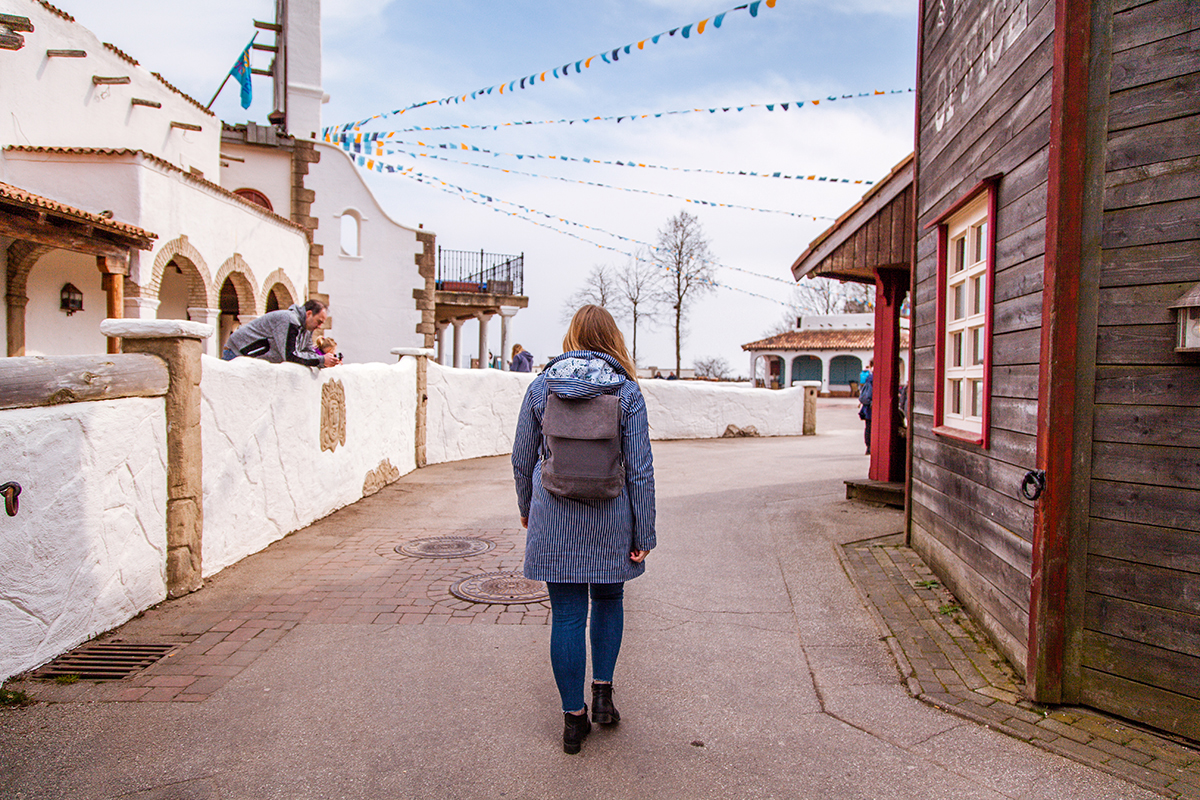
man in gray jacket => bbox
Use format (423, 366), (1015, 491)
(221, 300), (340, 368)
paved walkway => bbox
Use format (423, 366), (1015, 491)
(0, 400), (1191, 799)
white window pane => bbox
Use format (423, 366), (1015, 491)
(952, 332), (963, 367)
(972, 380), (983, 418)
(953, 237), (966, 274)
(972, 275), (984, 315)
(972, 327), (984, 365)
(951, 379), (961, 414)
(953, 285), (964, 319)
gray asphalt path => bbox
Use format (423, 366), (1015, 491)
(0, 399), (1156, 799)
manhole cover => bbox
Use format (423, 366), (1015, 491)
(33, 642), (178, 681)
(395, 536), (495, 559)
(451, 571), (548, 604)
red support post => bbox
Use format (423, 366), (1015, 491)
(870, 268), (907, 483)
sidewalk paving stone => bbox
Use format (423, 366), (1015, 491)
(839, 535), (1200, 800)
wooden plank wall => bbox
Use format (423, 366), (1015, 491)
(815, 187), (913, 281)
(1080, 0), (1200, 741)
(911, 0), (1054, 670)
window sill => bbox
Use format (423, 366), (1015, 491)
(933, 424), (985, 447)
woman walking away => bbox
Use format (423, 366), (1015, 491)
(512, 305), (656, 754)
(511, 343), (534, 372)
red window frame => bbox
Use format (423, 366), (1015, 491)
(927, 176), (999, 448)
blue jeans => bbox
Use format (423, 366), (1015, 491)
(546, 582), (625, 714)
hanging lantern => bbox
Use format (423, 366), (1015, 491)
(60, 283), (84, 315)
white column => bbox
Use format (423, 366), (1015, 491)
(436, 324), (448, 365)
(125, 297), (160, 319)
(476, 312), (492, 369)
(188, 307), (221, 356)
(498, 306), (518, 370)
(820, 353), (832, 394)
(451, 319), (464, 369)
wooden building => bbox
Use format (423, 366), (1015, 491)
(792, 156), (914, 484)
(909, 0), (1199, 739)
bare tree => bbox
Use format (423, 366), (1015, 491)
(652, 211), (715, 375)
(612, 251), (667, 365)
(763, 276), (876, 335)
(560, 263), (618, 323)
(693, 356), (732, 381)
(842, 281), (875, 314)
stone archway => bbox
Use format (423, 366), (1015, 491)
(212, 255), (259, 315)
(5, 240), (54, 356)
(214, 255), (258, 348)
(259, 269), (299, 314)
(140, 235), (213, 312)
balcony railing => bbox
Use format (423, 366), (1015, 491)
(436, 248), (524, 296)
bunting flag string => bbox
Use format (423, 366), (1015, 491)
(328, 132), (875, 185)
(343, 142), (839, 221)
(328, 0), (780, 133)
(351, 154), (792, 305)
(325, 88), (912, 137)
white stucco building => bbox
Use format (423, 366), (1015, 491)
(1, 0), (312, 359)
(742, 313), (909, 394)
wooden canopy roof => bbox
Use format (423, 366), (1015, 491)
(790, 154), (913, 284)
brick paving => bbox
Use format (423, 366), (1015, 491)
(14, 526), (546, 704)
(840, 533), (1200, 800)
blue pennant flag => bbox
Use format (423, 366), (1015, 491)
(229, 35), (255, 110)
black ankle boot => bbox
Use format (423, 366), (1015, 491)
(591, 682), (620, 725)
(563, 706), (591, 754)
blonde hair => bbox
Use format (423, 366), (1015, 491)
(562, 305), (637, 381)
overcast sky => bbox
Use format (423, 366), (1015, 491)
(70, 0), (918, 374)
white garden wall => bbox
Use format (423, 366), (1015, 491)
(424, 364), (811, 465)
(0, 398), (168, 681)
(425, 362), (534, 465)
(200, 355), (418, 575)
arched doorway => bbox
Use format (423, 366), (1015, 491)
(791, 355), (822, 385)
(830, 355), (864, 388)
(156, 260), (190, 320)
(264, 283), (292, 313)
(218, 277), (240, 348)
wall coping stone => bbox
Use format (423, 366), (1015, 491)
(390, 347), (437, 358)
(101, 319), (214, 339)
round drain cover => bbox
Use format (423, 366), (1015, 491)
(395, 537), (495, 559)
(451, 571), (548, 604)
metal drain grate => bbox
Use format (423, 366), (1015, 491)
(395, 536), (495, 559)
(34, 642), (178, 681)
(451, 571), (549, 604)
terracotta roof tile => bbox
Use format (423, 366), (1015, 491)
(742, 327), (909, 351)
(36, 0), (73, 22)
(0, 180), (156, 244)
(4, 146), (307, 234)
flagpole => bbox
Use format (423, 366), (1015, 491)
(206, 32), (258, 110)
(205, 74), (232, 110)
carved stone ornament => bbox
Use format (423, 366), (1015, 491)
(320, 379), (347, 452)
(362, 459), (400, 496)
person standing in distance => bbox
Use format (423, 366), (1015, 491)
(221, 299), (340, 368)
(511, 305), (656, 754)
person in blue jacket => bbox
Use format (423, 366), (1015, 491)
(512, 304), (656, 754)
(859, 360), (874, 455)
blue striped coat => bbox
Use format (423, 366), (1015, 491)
(513, 351), (656, 583)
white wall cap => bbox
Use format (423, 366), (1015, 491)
(390, 347), (438, 358)
(498, 307), (520, 316)
(101, 319), (214, 339)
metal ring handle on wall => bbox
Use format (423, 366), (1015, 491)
(1020, 470), (1046, 502)
(1, 482), (20, 517)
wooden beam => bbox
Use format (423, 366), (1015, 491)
(131, 97), (161, 108)
(0, 213), (142, 258)
(0, 354), (168, 410)
(251, 43), (277, 52)
(253, 20), (282, 32)
(46, 49), (87, 58)
(92, 76), (131, 85)
(1028, 0), (1093, 705)
(0, 13), (33, 31)
(170, 121), (202, 131)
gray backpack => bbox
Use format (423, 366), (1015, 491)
(540, 393), (625, 499)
